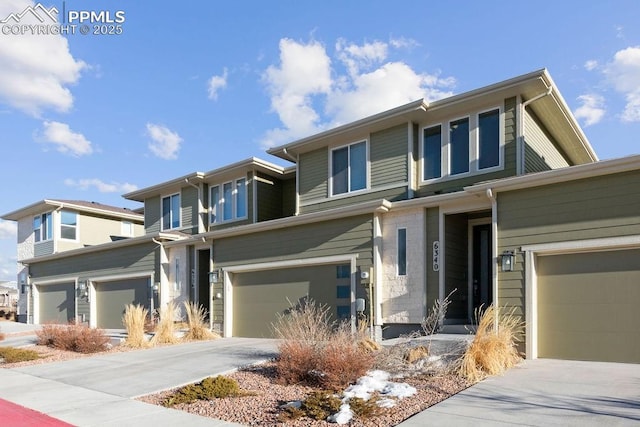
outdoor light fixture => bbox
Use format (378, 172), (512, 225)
(21, 283), (30, 294)
(208, 269), (221, 284)
(77, 280), (88, 299)
(152, 282), (160, 293)
(501, 251), (515, 272)
(214, 292), (223, 300)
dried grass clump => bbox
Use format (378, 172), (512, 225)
(123, 304), (149, 348)
(404, 345), (430, 363)
(150, 302), (178, 345)
(272, 299), (376, 390)
(35, 323), (109, 353)
(0, 346), (41, 363)
(183, 302), (218, 341)
(459, 305), (522, 382)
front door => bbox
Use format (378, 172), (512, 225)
(472, 224), (492, 312)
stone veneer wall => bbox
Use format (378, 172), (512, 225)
(16, 216), (34, 319)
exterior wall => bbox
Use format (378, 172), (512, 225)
(444, 213), (468, 320)
(28, 242), (159, 324)
(181, 185), (199, 234)
(425, 207), (439, 312)
(167, 245), (189, 320)
(380, 208), (425, 324)
(145, 196), (161, 234)
(207, 172), (254, 231)
(282, 177), (296, 217)
(34, 240), (54, 257)
(524, 109), (570, 172)
(497, 169), (640, 320)
(16, 216), (33, 318)
(415, 97), (518, 197)
(299, 125), (409, 213)
(256, 173), (284, 222)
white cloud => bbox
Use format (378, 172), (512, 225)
(604, 46), (640, 122)
(0, 220), (17, 240)
(39, 121), (93, 156)
(64, 178), (138, 193)
(207, 68), (228, 100)
(0, 0), (87, 116)
(584, 60), (598, 71)
(146, 123), (182, 160)
(261, 37), (455, 148)
(573, 94), (605, 126)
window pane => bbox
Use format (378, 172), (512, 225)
(450, 118), (469, 175)
(479, 109), (500, 169)
(236, 178), (247, 218)
(33, 216), (41, 242)
(61, 211), (76, 226)
(162, 196), (171, 230)
(336, 285), (350, 299)
(61, 226), (76, 240)
(349, 141), (366, 191)
(210, 186), (219, 224)
(122, 221), (133, 236)
(171, 194), (180, 228)
(337, 305), (350, 320)
(397, 228), (407, 276)
(336, 264), (350, 279)
(332, 146), (349, 195)
(223, 182), (233, 220)
(423, 125), (442, 180)
(44, 213), (52, 240)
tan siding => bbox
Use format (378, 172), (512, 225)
(370, 124), (408, 188)
(524, 110), (570, 172)
(299, 148), (328, 203)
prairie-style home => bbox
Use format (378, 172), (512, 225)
(3, 69), (639, 363)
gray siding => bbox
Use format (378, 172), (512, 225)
(302, 187), (407, 214)
(257, 173), (283, 222)
(181, 186), (199, 234)
(416, 97), (518, 197)
(34, 241), (54, 257)
(299, 148), (328, 204)
(145, 196), (161, 234)
(524, 110), (570, 173)
(370, 124), (408, 188)
(282, 177), (296, 217)
(497, 170), (640, 320)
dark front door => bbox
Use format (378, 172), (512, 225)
(197, 249), (211, 315)
(472, 224), (493, 312)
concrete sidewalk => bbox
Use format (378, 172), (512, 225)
(0, 338), (278, 426)
(398, 358), (640, 426)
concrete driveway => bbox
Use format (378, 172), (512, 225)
(399, 358), (640, 426)
(0, 337), (278, 426)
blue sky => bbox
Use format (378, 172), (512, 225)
(0, 0), (639, 281)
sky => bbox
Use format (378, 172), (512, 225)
(0, 0), (639, 282)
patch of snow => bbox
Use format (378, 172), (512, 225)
(327, 403), (353, 424)
(280, 400), (302, 409)
(382, 381), (417, 399)
(377, 398), (396, 408)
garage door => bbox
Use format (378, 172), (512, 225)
(95, 277), (150, 329)
(38, 282), (75, 324)
(232, 264), (351, 338)
(537, 249), (640, 363)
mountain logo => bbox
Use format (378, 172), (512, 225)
(0, 3), (59, 24)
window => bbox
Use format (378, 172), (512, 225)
(478, 109), (500, 169)
(210, 177), (247, 224)
(162, 193), (180, 230)
(121, 221), (133, 237)
(336, 264), (350, 279)
(60, 211), (77, 240)
(423, 125), (442, 180)
(331, 141), (367, 195)
(337, 305), (351, 320)
(450, 117), (470, 175)
(397, 228), (407, 276)
(336, 285), (350, 299)
(33, 212), (52, 242)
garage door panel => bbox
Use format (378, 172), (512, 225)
(96, 278), (150, 329)
(39, 282), (75, 324)
(537, 249), (640, 363)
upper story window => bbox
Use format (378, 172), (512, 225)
(121, 221), (133, 237)
(397, 228), (407, 276)
(162, 193), (181, 231)
(33, 212), (52, 242)
(422, 107), (502, 182)
(210, 177), (247, 224)
(331, 140), (367, 196)
(60, 211), (77, 240)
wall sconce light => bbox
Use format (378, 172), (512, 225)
(78, 280), (88, 298)
(208, 269), (221, 284)
(152, 282), (160, 293)
(214, 292), (223, 300)
(501, 251), (515, 272)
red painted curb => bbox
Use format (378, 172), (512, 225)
(0, 398), (74, 426)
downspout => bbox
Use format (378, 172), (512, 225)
(185, 179), (204, 233)
(486, 188), (499, 331)
(518, 86), (553, 175)
(283, 148), (300, 216)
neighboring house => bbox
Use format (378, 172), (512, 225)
(2, 69), (639, 364)
(0, 282), (18, 311)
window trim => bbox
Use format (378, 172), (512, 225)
(420, 105), (504, 185)
(59, 210), (78, 242)
(33, 212), (53, 243)
(209, 177), (248, 225)
(328, 139), (369, 197)
(397, 227), (407, 277)
(121, 220), (134, 237)
(161, 192), (181, 231)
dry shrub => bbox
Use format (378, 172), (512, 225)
(404, 345), (429, 363)
(150, 302), (178, 345)
(459, 305), (522, 382)
(36, 323), (109, 353)
(0, 346), (41, 363)
(183, 302), (218, 341)
(123, 304), (149, 348)
(272, 299), (376, 390)
(164, 376), (246, 406)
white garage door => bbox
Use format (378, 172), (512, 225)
(537, 249), (640, 363)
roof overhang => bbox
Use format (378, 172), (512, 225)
(124, 172), (206, 202)
(1, 200), (143, 222)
